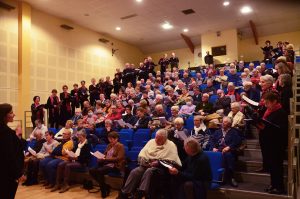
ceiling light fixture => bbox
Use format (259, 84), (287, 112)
(161, 22), (173, 30)
(183, 28), (189, 32)
(223, 1), (230, 6)
(240, 6), (253, 14)
(136, 0), (142, 2)
(116, 27), (121, 31)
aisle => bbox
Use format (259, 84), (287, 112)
(16, 184), (119, 199)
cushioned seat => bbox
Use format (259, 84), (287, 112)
(204, 151), (225, 190)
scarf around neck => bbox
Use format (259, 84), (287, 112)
(263, 103), (282, 120)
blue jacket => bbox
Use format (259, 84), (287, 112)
(209, 128), (241, 151)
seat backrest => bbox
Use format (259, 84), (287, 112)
(48, 128), (59, 134)
(126, 150), (140, 170)
(204, 151), (223, 181)
(209, 94), (219, 104)
(95, 128), (104, 137)
(184, 115), (194, 131)
(132, 129), (150, 147)
(119, 130), (134, 147)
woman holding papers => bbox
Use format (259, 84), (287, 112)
(89, 131), (125, 198)
(260, 92), (288, 194)
(52, 129), (91, 193)
(23, 131), (59, 186)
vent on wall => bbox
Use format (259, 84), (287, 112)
(121, 14), (138, 20)
(182, 9), (195, 15)
(0, 1), (16, 11)
(60, 24), (74, 30)
(99, 38), (110, 43)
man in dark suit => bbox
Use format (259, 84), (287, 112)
(134, 107), (150, 130)
(204, 51), (213, 65)
(210, 117), (241, 187)
(192, 87), (202, 105)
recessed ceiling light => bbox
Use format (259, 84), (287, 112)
(136, 0), (142, 2)
(183, 28), (189, 32)
(161, 22), (173, 30)
(240, 6), (253, 14)
(116, 27), (121, 31)
(223, 1), (230, 6)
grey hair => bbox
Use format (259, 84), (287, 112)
(260, 74), (274, 85)
(77, 129), (87, 137)
(156, 129), (168, 139)
(171, 105), (179, 112)
(105, 119), (113, 125)
(231, 102), (241, 109)
(223, 116), (232, 124)
(174, 117), (184, 125)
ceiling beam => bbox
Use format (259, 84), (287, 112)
(180, 33), (194, 54)
(249, 20), (258, 45)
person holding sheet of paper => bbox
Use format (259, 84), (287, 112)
(22, 131), (58, 186)
(89, 131), (125, 198)
(118, 129), (181, 199)
(39, 129), (73, 189)
(169, 138), (212, 199)
(168, 117), (189, 161)
(52, 129), (91, 193)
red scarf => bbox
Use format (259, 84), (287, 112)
(263, 103), (282, 119)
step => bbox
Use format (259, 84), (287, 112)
(235, 172), (287, 187)
(243, 148), (262, 160)
(236, 158), (288, 173)
(245, 139), (260, 149)
(208, 182), (291, 199)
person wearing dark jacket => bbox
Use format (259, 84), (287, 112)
(214, 89), (231, 115)
(60, 85), (72, 126)
(169, 52), (179, 71)
(278, 74), (293, 115)
(0, 103), (24, 199)
(260, 92), (288, 194)
(90, 131), (126, 198)
(52, 129), (91, 193)
(70, 83), (80, 116)
(46, 89), (60, 128)
(31, 96), (44, 128)
(89, 78), (99, 106)
(133, 107), (151, 130)
(204, 51), (213, 65)
(169, 138), (212, 199)
(210, 117), (241, 187)
(158, 54), (169, 75)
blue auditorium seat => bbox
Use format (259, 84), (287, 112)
(48, 128), (59, 134)
(204, 151), (224, 189)
(184, 115), (194, 131)
(95, 128), (104, 137)
(200, 84), (207, 91)
(209, 94), (219, 104)
(266, 63), (273, 69)
(132, 129), (151, 148)
(119, 129), (134, 147)
(127, 150), (140, 170)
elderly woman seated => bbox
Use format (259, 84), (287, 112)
(51, 129), (91, 193)
(28, 119), (48, 141)
(190, 115), (211, 151)
(169, 117), (189, 161)
(39, 129), (74, 189)
(227, 102), (245, 132)
(54, 120), (74, 140)
(169, 138), (212, 199)
(118, 129), (181, 199)
(90, 131), (125, 198)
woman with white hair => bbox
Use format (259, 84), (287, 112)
(190, 115), (211, 150)
(169, 117), (189, 161)
(227, 102), (245, 131)
(243, 81), (260, 102)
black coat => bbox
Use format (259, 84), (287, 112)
(0, 124), (24, 182)
(209, 128), (241, 151)
(74, 142), (92, 166)
(135, 116), (151, 129)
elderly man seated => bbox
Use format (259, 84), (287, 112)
(190, 115), (211, 151)
(169, 138), (212, 199)
(118, 129), (181, 199)
(209, 117), (241, 187)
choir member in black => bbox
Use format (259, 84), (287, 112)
(261, 40), (273, 63)
(89, 78), (99, 106)
(103, 76), (114, 99)
(0, 103), (24, 199)
(138, 62), (147, 81)
(60, 85), (72, 126)
(31, 96), (44, 128)
(113, 73), (122, 94)
(169, 52), (179, 71)
(204, 51), (213, 65)
(278, 74), (293, 115)
(78, 80), (89, 108)
(96, 78), (105, 95)
(209, 117), (241, 187)
(46, 89), (60, 129)
(145, 57), (156, 77)
(115, 68), (123, 81)
(271, 41), (283, 61)
(260, 92), (288, 194)
(70, 83), (80, 116)
(122, 63), (135, 87)
(158, 53), (169, 75)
